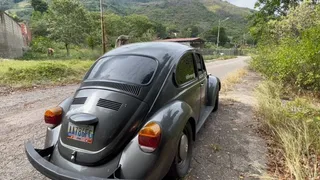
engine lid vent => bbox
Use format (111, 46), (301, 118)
(97, 99), (122, 111)
(81, 81), (141, 96)
(72, 97), (87, 105)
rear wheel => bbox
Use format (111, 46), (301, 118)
(213, 92), (219, 112)
(167, 122), (193, 179)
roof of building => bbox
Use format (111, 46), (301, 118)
(156, 37), (205, 42)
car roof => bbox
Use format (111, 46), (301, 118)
(101, 42), (194, 63)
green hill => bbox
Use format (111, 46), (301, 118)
(5, 0), (252, 38)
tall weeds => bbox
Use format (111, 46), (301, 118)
(256, 81), (320, 179)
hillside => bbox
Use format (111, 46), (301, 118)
(125, 0), (253, 37)
(5, 0), (252, 38)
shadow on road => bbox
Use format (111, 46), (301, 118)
(185, 98), (266, 180)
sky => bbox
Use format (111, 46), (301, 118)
(226, 0), (257, 9)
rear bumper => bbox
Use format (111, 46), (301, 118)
(25, 142), (135, 180)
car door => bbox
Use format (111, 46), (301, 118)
(194, 53), (207, 118)
(174, 52), (202, 123)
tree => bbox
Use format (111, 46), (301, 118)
(153, 22), (168, 38)
(250, 0), (319, 40)
(87, 12), (101, 50)
(179, 25), (201, 38)
(124, 14), (154, 37)
(190, 25), (201, 37)
(47, 0), (90, 56)
(201, 27), (229, 46)
(30, 11), (49, 37)
(104, 13), (129, 37)
(31, 0), (48, 13)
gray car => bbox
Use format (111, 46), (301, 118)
(25, 42), (220, 180)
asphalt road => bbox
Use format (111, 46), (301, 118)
(205, 56), (248, 79)
(0, 56), (255, 180)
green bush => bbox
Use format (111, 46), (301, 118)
(252, 25), (320, 91)
(31, 36), (54, 53)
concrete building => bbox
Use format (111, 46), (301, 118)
(0, 12), (25, 58)
(157, 37), (205, 49)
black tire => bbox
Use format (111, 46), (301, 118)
(167, 122), (193, 179)
(212, 92), (219, 112)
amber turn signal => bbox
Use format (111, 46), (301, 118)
(44, 107), (63, 126)
(138, 122), (161, 153)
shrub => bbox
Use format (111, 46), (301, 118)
(31, 36), (54, 53)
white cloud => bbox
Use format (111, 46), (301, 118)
(226, 0), (257, 9)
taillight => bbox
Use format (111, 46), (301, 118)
(44, 107), (63, 126)
(138, 122), (161, 153)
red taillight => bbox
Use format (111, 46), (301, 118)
(138, 122), (161, 152)
(44, 107), (63, 126)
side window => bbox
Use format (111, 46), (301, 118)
(199, 54), (206, 72)
(175, 53), (196, 85)
(194, 54), (203, 75)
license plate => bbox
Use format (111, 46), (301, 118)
(67, 123), (94, 144)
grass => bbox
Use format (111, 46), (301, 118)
(203, 55), (237, 61)
(19, 48), (102, 61)
(210, 143), (222, 153)
(255, 81), (320, 179)
(221, 68), (248, 93)
(0, 59), (94, 88)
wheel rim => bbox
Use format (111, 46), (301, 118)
(178, 133), (188, 163)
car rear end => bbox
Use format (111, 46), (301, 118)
(25, 55), (170, 179)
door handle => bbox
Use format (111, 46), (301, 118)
(200, 83), (204, 87)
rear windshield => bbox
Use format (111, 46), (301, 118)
(85, 55), (157, 85)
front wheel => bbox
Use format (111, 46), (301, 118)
(167, 122), (193, 178)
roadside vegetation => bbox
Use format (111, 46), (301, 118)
(255, 81), (320, 179)
(221, 68), (247, 93)
(250, 1), (320, 179)
(203, 55), (237, 61)
(0, 59), (93, 87)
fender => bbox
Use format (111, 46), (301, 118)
(119, 100), (195, 180)
(207, 75), (221, 107)
(44, 97), (73, 148)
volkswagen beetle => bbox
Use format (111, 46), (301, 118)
(25, 42), (220, 180)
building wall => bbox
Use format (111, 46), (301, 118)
(20, 23), (32, 47)
(0, 12), (24, 58)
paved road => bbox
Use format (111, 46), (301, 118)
(0, 56), (254, 180)
(206, 56), (249, 79)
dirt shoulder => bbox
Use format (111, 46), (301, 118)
(0, 85), (78, 180)
(186, 70), (267, 180)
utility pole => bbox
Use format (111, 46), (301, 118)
(217, 19), (221, 48)
(100, 0), (106, 54)
(216, 17), (229, 48)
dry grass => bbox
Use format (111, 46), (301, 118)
(221, 68), (248, 93)
(255, 81), (320, 179)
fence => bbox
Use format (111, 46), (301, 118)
(200, 48), (253, 56)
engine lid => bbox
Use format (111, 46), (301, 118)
(58, 88), (149, 165)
